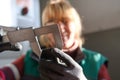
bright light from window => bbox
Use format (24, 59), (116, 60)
(0, 0), (16, 26)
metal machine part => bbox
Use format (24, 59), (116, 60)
(7, 24), (62, 58)
(0, 26), (22, 52)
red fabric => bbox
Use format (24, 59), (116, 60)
(0, 55), (25, 80)
(0, 70), (6, 80)
(98, 65), (111, 80)
(12, 55), (25, 77)
(2, 67), (15, 80)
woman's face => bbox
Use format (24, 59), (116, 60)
(58, 20), (76, 51)
(44, 19), (78, 52)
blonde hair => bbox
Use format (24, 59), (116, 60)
(42, 0), (84, 47)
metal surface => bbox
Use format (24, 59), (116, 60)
(7, 28), (40, 57)
(0, 25), (17, 42)
(7, 24), (62, 58)
(0, 25), (17, 32)
(34, 24), (62, 49)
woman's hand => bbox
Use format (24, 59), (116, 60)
(39, 48), (87, 80)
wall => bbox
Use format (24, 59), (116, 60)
(0, 0), (17, 26)
(70, 0), (120, 33)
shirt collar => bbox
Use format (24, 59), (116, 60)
(66, 47), (85, 62)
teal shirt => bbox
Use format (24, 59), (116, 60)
(24, 50), (40, 77)
(79, 48), (107, 80)
(24, 48), (107, 80)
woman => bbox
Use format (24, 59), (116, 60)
(0, 0), (111, 80)
(40, 0), (111, 79)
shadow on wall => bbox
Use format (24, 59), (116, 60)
(83, 27), (120, 80)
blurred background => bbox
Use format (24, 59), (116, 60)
(0, 0), (120, 79)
